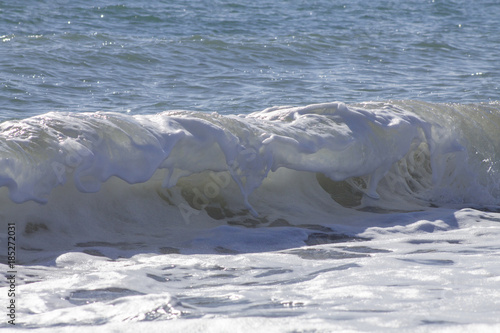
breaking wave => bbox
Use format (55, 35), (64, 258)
(0, 101), (499, 252)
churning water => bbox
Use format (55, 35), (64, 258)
(1, 1), (500, 332)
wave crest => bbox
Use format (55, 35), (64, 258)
(0, 101), (498, 218)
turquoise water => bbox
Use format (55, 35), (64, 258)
(2, 0), (499, 120)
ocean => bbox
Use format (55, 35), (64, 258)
(1, 0), (500, 332)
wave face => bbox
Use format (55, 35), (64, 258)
(0, 101), (499, 251)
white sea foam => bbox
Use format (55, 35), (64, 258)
(1, 101), (500, 331)
(3, 207), (500, 331)
(1, 101), (498, 208)
(0, 101), (497, 256)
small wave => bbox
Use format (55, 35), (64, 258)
(0, 101), (498, 245)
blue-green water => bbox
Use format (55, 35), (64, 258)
(2, 0), (499, 120)
(2, 2), (500, 331)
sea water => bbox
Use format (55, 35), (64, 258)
(1, 1), (500, 332)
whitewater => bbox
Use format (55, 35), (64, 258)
(1, 101), (500, 332)
(2, 0), (500, 332)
